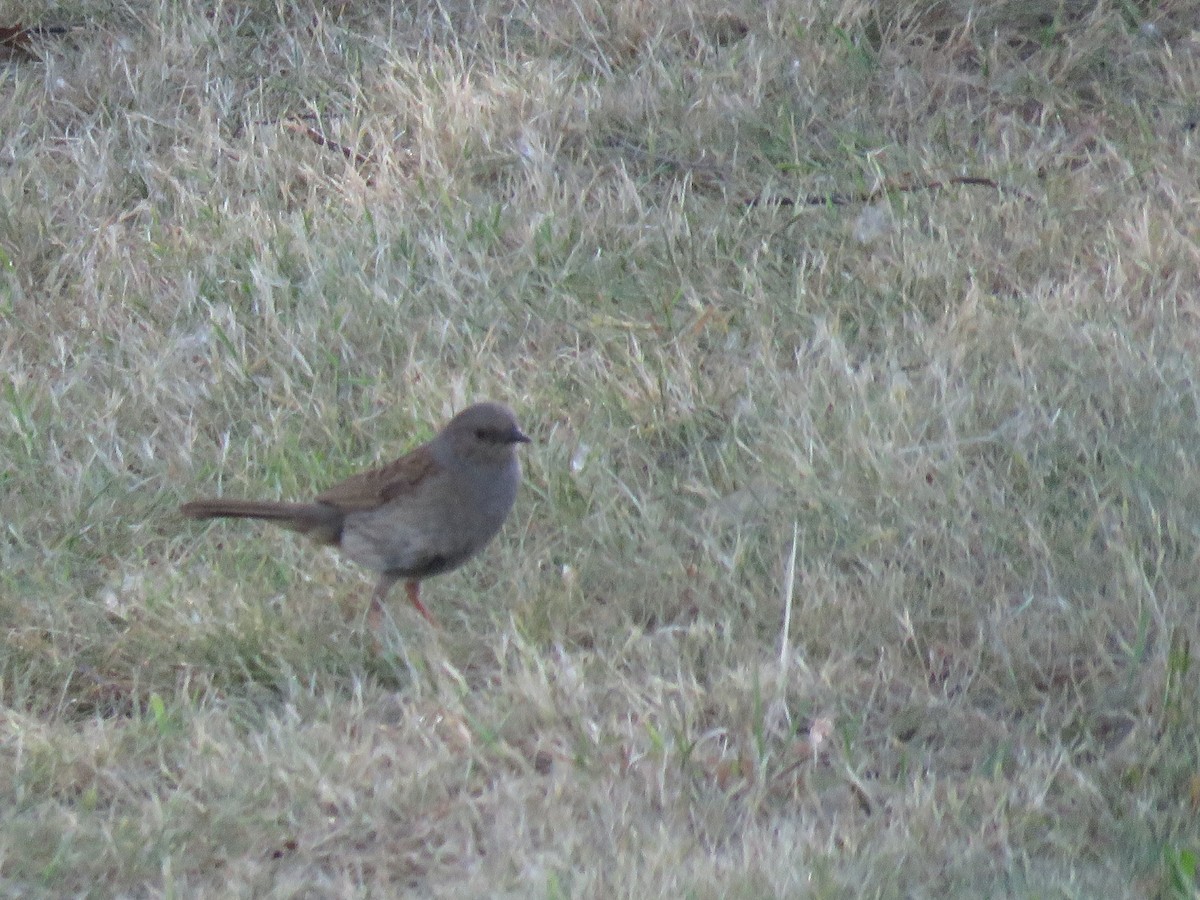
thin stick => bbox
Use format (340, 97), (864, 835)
(780, 521), (798, 677)
(284, 119), (371, 168)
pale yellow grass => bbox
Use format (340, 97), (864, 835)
(2, 0), (1199, 896)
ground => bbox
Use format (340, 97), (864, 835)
(2, 0), (1199, 896)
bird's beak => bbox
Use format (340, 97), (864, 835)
(512, 428), (532, 444)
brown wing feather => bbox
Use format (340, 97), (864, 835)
(314, 444), (439, 512)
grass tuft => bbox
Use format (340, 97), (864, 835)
(2, 0), (1199, 894)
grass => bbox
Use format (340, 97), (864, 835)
(2, 0), (1199, 895)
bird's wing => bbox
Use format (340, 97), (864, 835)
(315, 444), (439, 512)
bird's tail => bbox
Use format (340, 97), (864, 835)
(179, 499), (343, 544)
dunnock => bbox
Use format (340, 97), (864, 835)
(180, 402), (530, 627)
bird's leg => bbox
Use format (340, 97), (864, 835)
(369, 572), (400, 632)
(405, 580), (438, 627)
(369, 574), (438, 629)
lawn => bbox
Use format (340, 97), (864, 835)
(2, 0), (1199, 896)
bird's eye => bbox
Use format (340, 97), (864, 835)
(475, 428), (489, 441)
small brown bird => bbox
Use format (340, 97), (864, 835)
(180, 402), (530, 627)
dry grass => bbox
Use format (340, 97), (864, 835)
(3, 0), (1200, 895)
